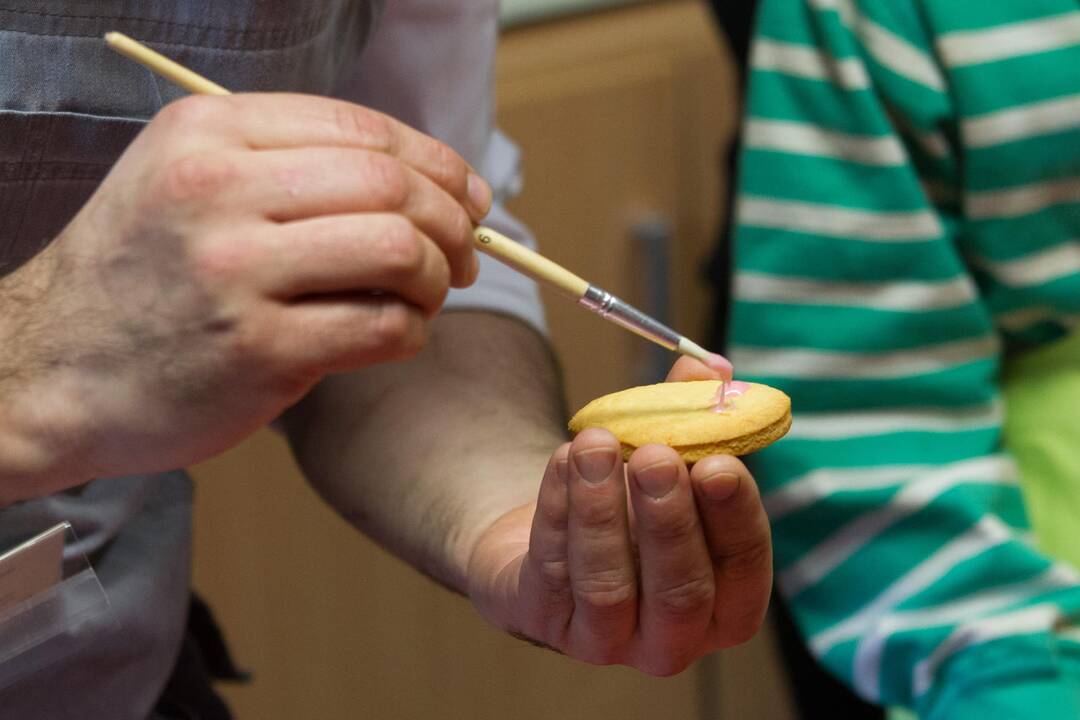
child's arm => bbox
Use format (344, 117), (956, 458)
(731, 1), (1080, 716)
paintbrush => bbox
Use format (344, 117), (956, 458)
(104, 31), (732, 380)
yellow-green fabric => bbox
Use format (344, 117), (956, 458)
(1004, 331), (1080, 571)
(886, 333), (1079, 720)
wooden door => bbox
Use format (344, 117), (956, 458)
(498, 1), (737, 411)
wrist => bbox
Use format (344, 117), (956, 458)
(0, 417), (66, 505)
(0, 257), (92, 502)
(429, 489), (533, 596)
(0, 373), (94, 504)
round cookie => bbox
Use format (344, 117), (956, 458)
(568, 380), (791, 463)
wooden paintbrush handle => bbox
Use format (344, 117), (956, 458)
(474, 227), (590, 300)
(105, 32), (230, 96)
(103, 34), (593, 304)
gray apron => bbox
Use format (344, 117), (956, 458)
(0, 2), (380, 717)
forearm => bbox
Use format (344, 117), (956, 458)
(283, 310), (567, 592)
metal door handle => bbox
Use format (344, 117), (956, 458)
(630, 213), (674, 384)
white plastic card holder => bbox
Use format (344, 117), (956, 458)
(0, 522), (111, 691)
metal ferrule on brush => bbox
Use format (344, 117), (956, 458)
(579, 286), (681, 351)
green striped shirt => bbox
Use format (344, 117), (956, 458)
(730, 1), (1080, 716)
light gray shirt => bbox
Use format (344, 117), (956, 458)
(0, 2), (542, 717)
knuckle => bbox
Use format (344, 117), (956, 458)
(363, 153), (410, 210)
(158, 153), (236, 204)
(230, 324), (315, 397)
(446, 208), (473, 250)
(537, 496), (568, 530)
(333, 104), (394, 152)
(226, 317), (315, 400)
(372, 303), (425, 358)
(378, 222), (425, 278)
(642, 510), (698, 543)
(431, 141), (468, 196)
(427, 273), (450, 316)
(578, 500), (621, 530)
(157, 95), (226, 130)
(652, 574), (714, 618)
(190, 236), (246, 286)
(719, 609), (765, 648)
(719, 539), (771, 584)
(226, 316), (273, 365)
(373, 303), (409, 346)
(574, 571), (636, 612)
(433, 250), (452, 291)
(537, 559), (570, 589)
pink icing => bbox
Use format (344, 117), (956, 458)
(711, 381), (751, 413)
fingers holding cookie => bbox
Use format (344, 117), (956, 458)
(565, 428), (639, 661)
(519, 443), (575, 634)
(626, 444), (716, 675)
(690, 455), (773, 648)
(467, 425), (772, 673)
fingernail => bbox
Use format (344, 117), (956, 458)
(700, 472), (740, 502)
(634, 461), (678, 499)
(704, 352), (734, 381)
(574, 447), (617, 484)
(556, 457), (569, 483)
(467, 173), (492, 218)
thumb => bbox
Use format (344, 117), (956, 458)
(665, 353), (734, 383)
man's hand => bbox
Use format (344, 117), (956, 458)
(0, 93), (491, 501)
(466, 360), (772, 676)
(284, 306), (768, 675)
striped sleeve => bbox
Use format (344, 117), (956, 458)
(730, 1), (1080, 716)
